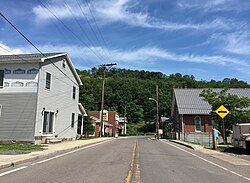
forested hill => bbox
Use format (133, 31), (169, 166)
(77, 68), (250, 126)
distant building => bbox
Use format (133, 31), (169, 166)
(171, 88), (250, 136)
(0, 53), (87, 143)
(118, 117), (127, 135)
(89, 110), (121, 137)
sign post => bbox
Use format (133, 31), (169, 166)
(215, 105), (229, 144)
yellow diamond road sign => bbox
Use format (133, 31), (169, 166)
(215, 105), (229, 119)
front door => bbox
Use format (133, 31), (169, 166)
(43, 111), (54, 134)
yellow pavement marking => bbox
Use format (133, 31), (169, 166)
(136, 142), (141, 183)
(125, 141), (137, 183)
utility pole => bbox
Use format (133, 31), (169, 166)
(100, 63), (117, 137)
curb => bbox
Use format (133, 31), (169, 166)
(169, 140), (198, 150)
(0, 138), (114, 170)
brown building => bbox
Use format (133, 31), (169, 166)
(89, 110), (120, 137)
(171, 88), (250, 134)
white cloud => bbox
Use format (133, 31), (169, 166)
(0, 42), (29, 55)
(177, 0), (250, 12)
(1, 43), (249, 70)
(32, 0), (233, 30)
(224, 32), (250, 55)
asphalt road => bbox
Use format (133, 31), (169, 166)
(0, 136), (249, 183)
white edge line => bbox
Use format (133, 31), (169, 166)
(31, 140), (112, 166)
(0, 166), (27, 177)
(162, 141), (250, 181)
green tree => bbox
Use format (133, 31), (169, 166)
(200, 89), (250, 143)
(83, 115), (95, 137)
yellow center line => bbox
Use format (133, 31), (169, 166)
(136, 142), (141, 183)
(125, 140), (137, 183)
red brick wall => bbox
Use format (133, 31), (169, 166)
(183, 115), (212, 133)
(107, 112), (119, 136)
(89, 111), (119, 137)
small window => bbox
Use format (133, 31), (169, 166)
(27, 68), (39, 74)
(73, 86), (76, 99)
(62, 59), (66, 68)
(26, 81), (38, 87)
(71, 113), (75, 128)
(13, 68), (25, 74)
(4, 69), (11, 74)
(11, 81), (24, 87)
(0, 70), (4, 87)
(195, 116), (201, 132)
(4, 82), (9, 87)
(45, 72), (51, 89)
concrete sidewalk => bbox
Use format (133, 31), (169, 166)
(0, 137), (113, 169)
(167, 139), (250, 166)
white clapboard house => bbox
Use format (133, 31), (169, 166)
(0, 53), (86, 143)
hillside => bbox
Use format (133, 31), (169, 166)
(77, 68), (250, 134)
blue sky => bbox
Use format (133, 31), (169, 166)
(1, 0), (250, 83)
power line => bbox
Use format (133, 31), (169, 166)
(76, 0), (112, 63)
(37, 0), (107, 63)
(84, 0), (116, 63)
(63, 0), (109, 62)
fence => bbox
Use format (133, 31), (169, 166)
(180, 132), (213, 147)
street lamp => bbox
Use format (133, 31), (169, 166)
(149, 85), (159, 139)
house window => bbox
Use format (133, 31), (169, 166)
(27, 68), (39, 74)
(194, 116), (201, 132)
(71, 113), (75, 128)
(62, 59), (66, 68)
(4, 69), (11, 74)
(45, 72), (51, 89)
(102, 110), (108, 121)
(73, 86), (76, 99)
(26, 81), (38, 87)
(0, 70), (4, 87)
(4, 82), (9, 87)
(11, 81), (24, 87)
(13, 68), (25, 74)
(43, 111), (54, 134)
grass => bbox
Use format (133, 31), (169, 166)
(0, 144), (46, 155)
(79, 137), (96, 140)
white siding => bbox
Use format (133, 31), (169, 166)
(35, 56), (80, 139)
(0, 63), (39, 93)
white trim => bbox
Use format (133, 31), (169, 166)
(41, 110), (56, 136)
(41, 53), (82, 85)
(45, 71), (52, 90)
(78, 103), (87, 116)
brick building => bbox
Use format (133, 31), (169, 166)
(89, 110), (119, 137)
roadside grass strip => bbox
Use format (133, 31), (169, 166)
(0, 144), (45, 155)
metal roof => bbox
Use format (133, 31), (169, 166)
(0, 53), (82, 85)
(0, 53), (63, 63)
(173, 88), (250, 115)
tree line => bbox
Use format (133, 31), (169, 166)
(77, 68), (250, 135)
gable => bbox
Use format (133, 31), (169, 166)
(172, 88), (250, 115)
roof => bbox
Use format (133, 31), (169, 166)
(0, 53), (82, 85)
(78, 103), (87, 116)
(0, 53), (62, 63)
(90, 116), (113, 126)
(172, 88), (250, 115)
